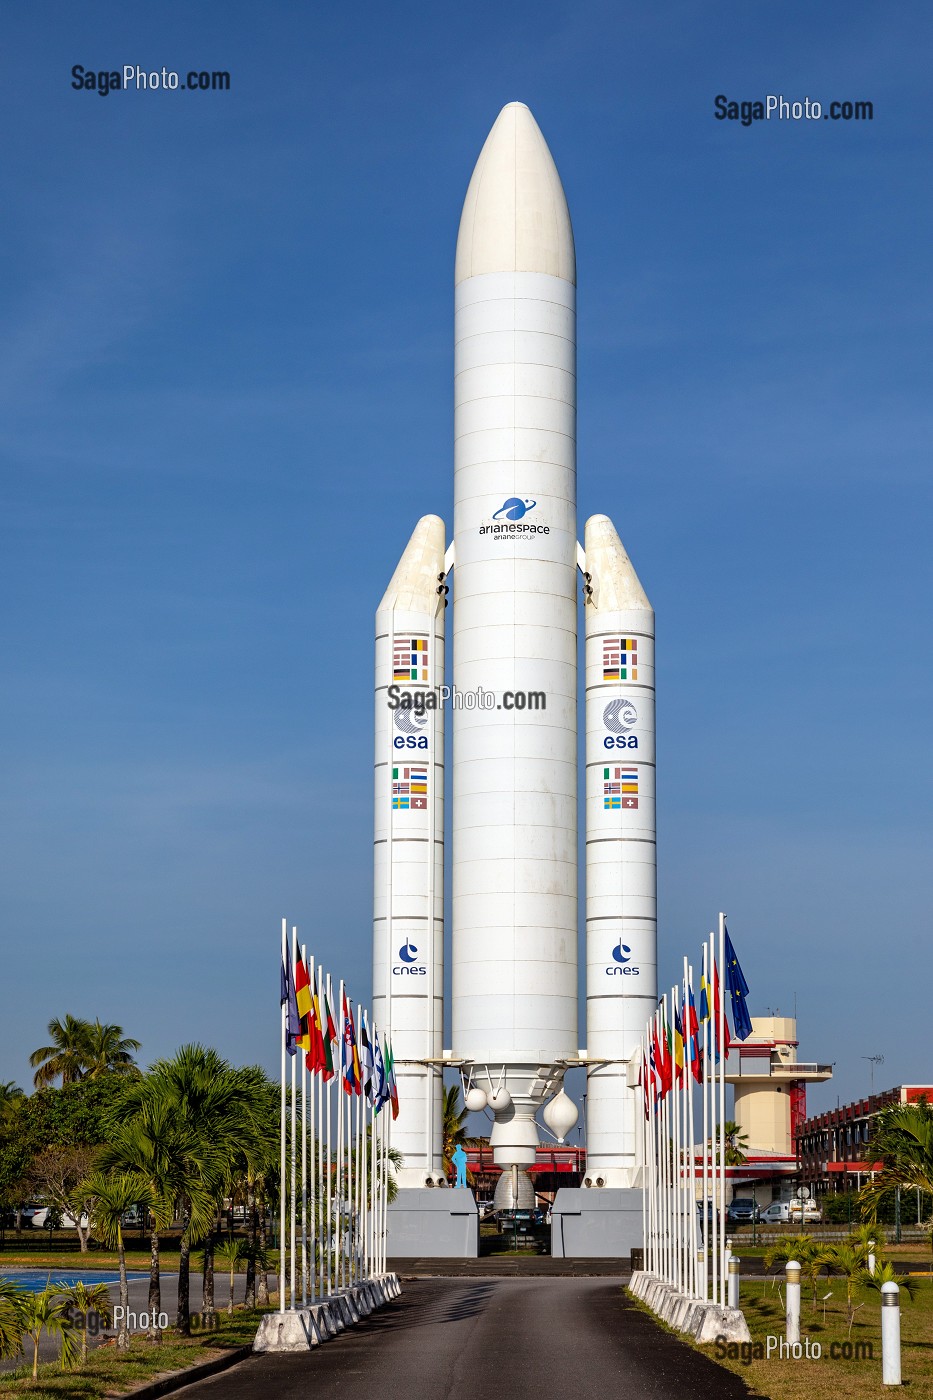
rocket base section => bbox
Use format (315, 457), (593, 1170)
(385, 1187), (479, 1258)
(549, 1187), (645, 1260)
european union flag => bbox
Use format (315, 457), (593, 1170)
(724, 925), (753, 1040)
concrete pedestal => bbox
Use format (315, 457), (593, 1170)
(386, 1187), (479, 1257)
(550, 1187), (643, 1259)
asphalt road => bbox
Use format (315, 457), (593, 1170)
(172, 1278), (752, 1400)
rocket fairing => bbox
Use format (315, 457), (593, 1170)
(373, 103), (657, 1189)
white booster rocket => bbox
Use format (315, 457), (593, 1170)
(373, 103), (656, 1194)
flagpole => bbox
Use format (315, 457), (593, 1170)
(355, 1001), (363, 1285)
(325, 973), (334, 1297)
(718, 911), (727, 1307)
(647, 1013), (652, 1276)
(279, 919), (287, 1315)
(680, 963), (694, 1299)
(288, 925), (297, 1310)
(300, 947), (309, 1308)
(640, 1035), (646, 1260)
(700, 940), (709, 1301)
(658, 991), (664, 1282)
(313, 963), (322, 1299)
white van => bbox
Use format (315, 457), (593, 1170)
(761, 1201), (791, 1223)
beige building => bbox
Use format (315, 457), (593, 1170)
(717, 1017), (833, 1206)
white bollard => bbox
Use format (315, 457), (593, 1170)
(785, 1260), (801, 1346)
(868, 1239), (876, 1275)
(881, 1281), (901, 1386)
(728, 1255), (741, 1310)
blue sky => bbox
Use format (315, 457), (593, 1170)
(1, 0), (930, 1115)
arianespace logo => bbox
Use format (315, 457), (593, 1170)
(394, 938), (426, 976)
(494, 497), (535, 521)
(606, 938), (640, 977)
(394, 707), (428, 750)
(480, 496), (549, 538)
(603, 698), (638, 750)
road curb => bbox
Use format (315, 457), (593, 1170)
(103, 1344), (253, 1399)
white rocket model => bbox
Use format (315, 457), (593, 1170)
(373, 103), (656, 1196)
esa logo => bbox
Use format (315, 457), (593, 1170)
(394, 939), (426, 976)
(605, 938), (640, 977)
(394, 708), (428, 750)
(603, 698), (638, 750)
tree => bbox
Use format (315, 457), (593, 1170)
(27, 1145), (98, 1252)
(135, 1048), (270, 1335)
(104, 1046), (276, 1336)
(81, 1021), (142, 1081)
(442, 1085), (479, 1179)
(29, 1016), (95, 1089)
(0, 1082), (24, 1115)
(0, 1278), (29, 1361)
(82, 1169), (145, 1349)
(816, 1243), (870, 1337)
(28, 1016), (140, 1089)
(860, 1098), (933, 1249)
(0, 1079), (130, 1230)
(58, 1280), (112, 1363)
(214, 1237), (250, 1314)
(20, 1287), (79, 1379)
(724, 1122), (748, 1166)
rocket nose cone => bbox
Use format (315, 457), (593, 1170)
(455, 103), (575, 286)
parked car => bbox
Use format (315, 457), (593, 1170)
(761, 1201), (791, 1224)
(496, 1209), (546, 1234)
(788, 1199), (822, 1222)
(726, 1197), (760, 1224)
(27, 1207), (89, 1229)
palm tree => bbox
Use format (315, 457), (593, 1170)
(214, 1237), (250, 1314)
(0, 1081), (25, 1114)
(81, 1021), (141, 1079)
(96, 1098), (190, 1342)
(859, 1260), (916, 1301)
(29, 1016), (92, 1088)
(28, 1016), (140, 1087)
(442, 1085), (479, 1179)
(860, 1099), (933, 1248)
(58, 1280), (112, 1362)
(764, 1236), (826, 1306)
(142, 1048), (269, 1334)
(0, 1278), (29, 1361)
(816, 1243), (870, 1336)
(82, 1170), (145, 1349)
(20, 1287), (79, 1379)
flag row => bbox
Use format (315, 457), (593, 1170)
(281, 943), (399, 1119)
(642, 923), (752, 1114)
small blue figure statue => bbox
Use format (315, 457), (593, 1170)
(451, 1143), (468, 1188)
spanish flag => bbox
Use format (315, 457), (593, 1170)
(294, 952), (312, 1053)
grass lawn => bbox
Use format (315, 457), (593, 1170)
(695, 1276), (933, 1399)
(0, 1305), (269, 1399)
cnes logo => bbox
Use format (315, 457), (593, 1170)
(394, 939), (426, 976)
(606, 938), (640, 977)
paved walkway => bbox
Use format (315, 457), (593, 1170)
(173, 1278), (753, 1400)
